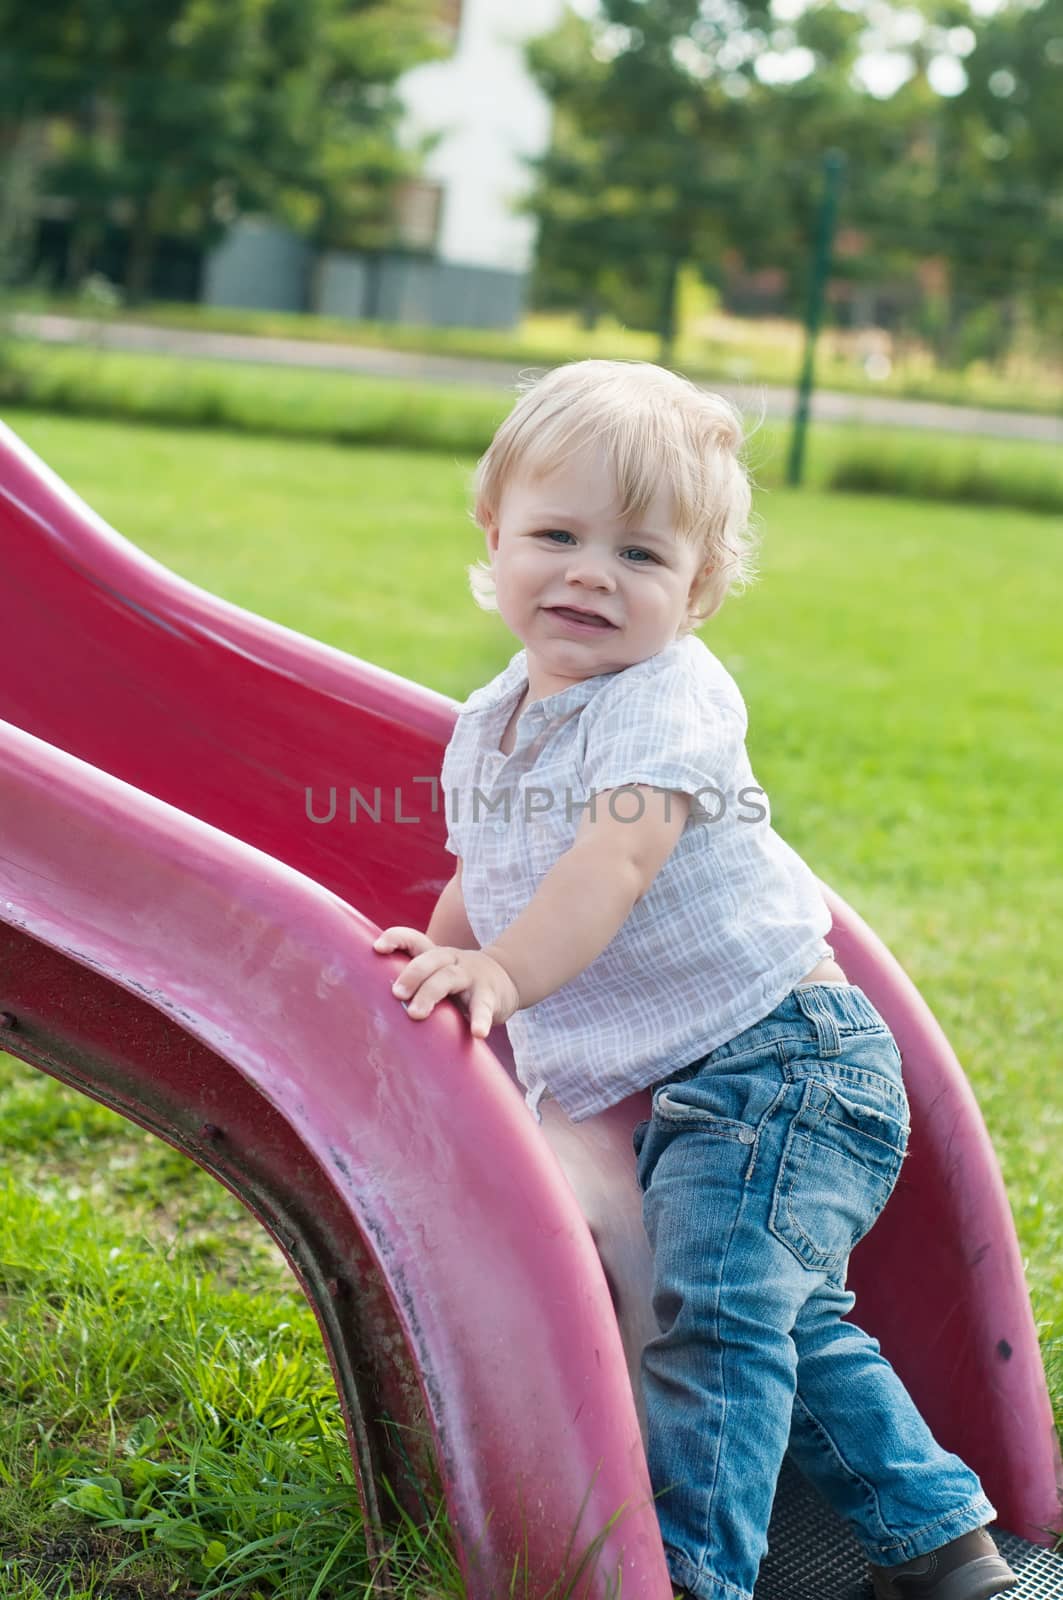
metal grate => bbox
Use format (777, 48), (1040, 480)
(754, 1459), (1063, 1599)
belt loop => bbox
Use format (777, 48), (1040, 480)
(794, 986), (841, 1056)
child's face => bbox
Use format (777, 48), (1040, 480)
(484, 443), (708, 696)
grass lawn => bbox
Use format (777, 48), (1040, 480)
(4, 342), (1063, 517)
(13, 293), (1063, 417)
(1, 412), (1060, 1595)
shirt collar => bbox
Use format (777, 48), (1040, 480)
(457, 649), (527, 714)
(457, 648), (629, 720)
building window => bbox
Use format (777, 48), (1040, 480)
(393, 179), (444, 253)
(435, 0), (463, 50)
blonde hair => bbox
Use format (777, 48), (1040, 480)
(468, 359), (759, 630)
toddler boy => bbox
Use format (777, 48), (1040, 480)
(373, 361), (1017, 1600)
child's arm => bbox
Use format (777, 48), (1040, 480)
(482, 786), (690, 1008)
(374, 785), (689, 1035)
(426, 860), (479, 950)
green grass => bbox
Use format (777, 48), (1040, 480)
(0, 339), (511, 457)
(1, 413), (1061, 1590)
(3, 342), (1063, 516)
(12, 291), (1063, 417)
(0, 1170), (453, 1600)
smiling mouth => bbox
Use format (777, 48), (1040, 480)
(547, 606), (616, 629)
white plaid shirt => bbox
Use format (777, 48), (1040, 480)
(441, 635), (832, 1122)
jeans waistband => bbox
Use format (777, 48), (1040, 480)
(793, 983), (878, 1056)
(708, 982), (890, 1065)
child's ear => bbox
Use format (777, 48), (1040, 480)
(689, 560), (713, 597)
(483, 513), (500, 556)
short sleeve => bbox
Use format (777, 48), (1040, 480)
(581, 658), (745, 804)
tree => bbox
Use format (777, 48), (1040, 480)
(525, 0), (766, 358)
(5, 0), (443, 300)
(235, 0), (446, 252)
(524, 0), (1062, 372)
(937, 0), (1063, 351)
(0, 0), (93, 282)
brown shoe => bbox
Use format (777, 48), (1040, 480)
(869, 1527), (1018, 1600)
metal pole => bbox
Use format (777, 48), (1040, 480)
(787, 149), (845, 487)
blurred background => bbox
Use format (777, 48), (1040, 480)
(2, 0), (1061, 427)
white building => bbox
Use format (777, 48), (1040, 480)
(204, 0), (565, 329)
(398, 0), (565, 278)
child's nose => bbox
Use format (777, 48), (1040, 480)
(565, 551), (615, 588)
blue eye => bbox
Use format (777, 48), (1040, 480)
(539, 531), (657, 563)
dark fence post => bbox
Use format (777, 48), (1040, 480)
(787, 149), (845, 488)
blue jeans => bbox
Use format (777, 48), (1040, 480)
(633, 982), (995, 1600)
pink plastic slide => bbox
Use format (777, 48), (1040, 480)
(0, 419), (1059, 1597)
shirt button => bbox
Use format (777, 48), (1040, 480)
(492, 821), (506, 835)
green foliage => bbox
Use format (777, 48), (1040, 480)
(933, 0), (1063, 352)
(0, 1072), (633, 1594)
(3, 339), (1062, 515)
(524, 0), (1063, 374)
(0, 1172), (434, 1597)
(0, 340), (510, 456)
(826, 430), (1063, 515)
(14, 290), (1062, 413)
(525, 1), (756, 355)
(523, 0), (862, 337)
(0, 0), (443, 301)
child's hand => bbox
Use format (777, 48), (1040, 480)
(373, 927), (521, 1038)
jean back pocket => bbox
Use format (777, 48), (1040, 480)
(769, 1076), (909, 1276)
